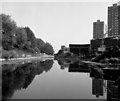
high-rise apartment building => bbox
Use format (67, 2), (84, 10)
(93, 20), (104, 39)
(108, 3), (120, 37)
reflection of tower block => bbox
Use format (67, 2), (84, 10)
(107, 81), (120, 100)
(92, 78), (104, 98)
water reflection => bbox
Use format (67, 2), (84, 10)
(2, 58), (120, 100)
(56, 59), (120, 100)
(2, 60), (54, 100)
(92, 78), (104, 98)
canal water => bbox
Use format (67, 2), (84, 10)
(2, 59), (120, 100)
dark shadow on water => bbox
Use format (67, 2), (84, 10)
(2, 60), (54, 100)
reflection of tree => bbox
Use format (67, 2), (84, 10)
(57, 59), (72, 70)
(2, 60), (53, 100)
(40, 60), (54, 72)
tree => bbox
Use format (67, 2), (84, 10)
(1, 14), (54, 56)
(15, 27), (28, 49)
(36, 38), (45, 52)
(1, 14), (17, 50)
(41, 42), (54, 55)
(1, 14), (17, 34)
(24, 27), (36, 48)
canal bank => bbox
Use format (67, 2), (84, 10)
(1, 54), (54, 65)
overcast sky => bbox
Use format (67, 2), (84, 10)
(1, 0), (119, 52)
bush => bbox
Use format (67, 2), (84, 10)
(2, 50), (17, 59)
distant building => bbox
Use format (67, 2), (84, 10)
(93, 20), (104, 39)
(90, 36), (120, 54)
(69, 44), (90, 56)
(108, 3), (120, 37)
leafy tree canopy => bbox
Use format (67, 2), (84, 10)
(1, 14), (54, 55)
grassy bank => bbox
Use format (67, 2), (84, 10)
(1, 49), (43, 60)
